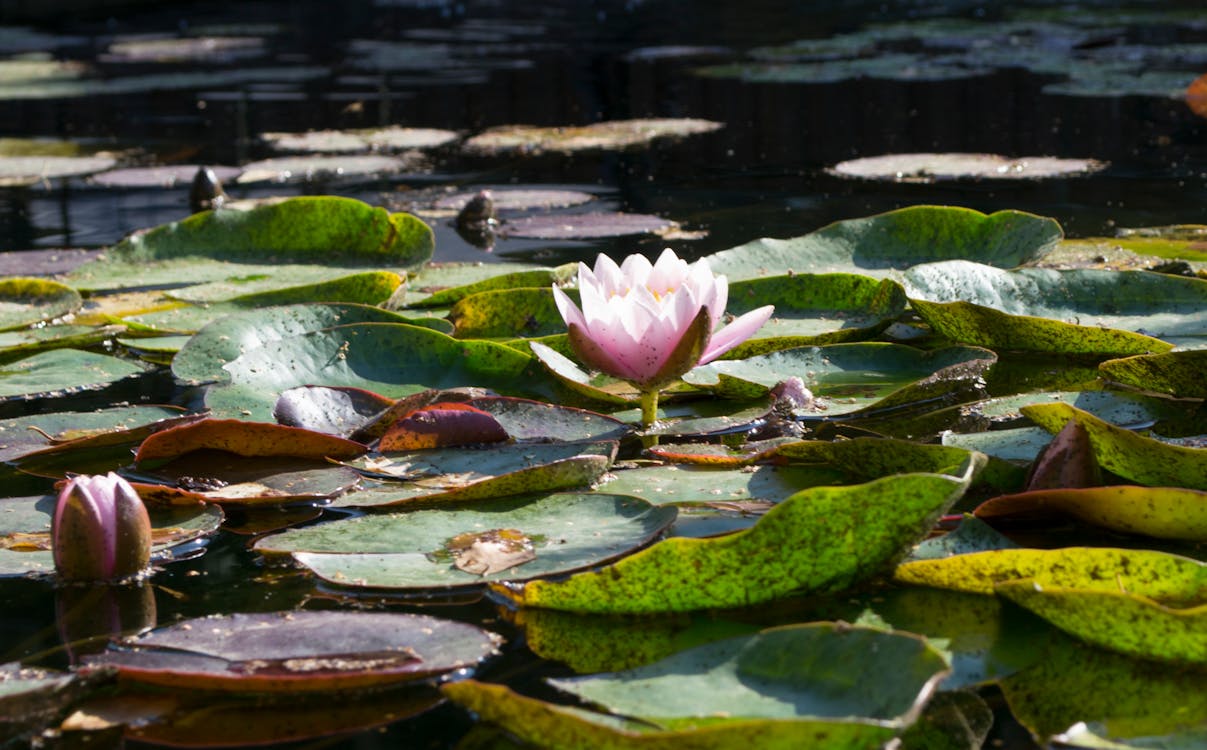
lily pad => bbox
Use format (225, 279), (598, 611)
(259, 491), (675, 591)
(171, 303), (433, 385)
(235, 154), (424, 184)
(432, 189), (595, 212)
(828, 153), (1107, 182)
(893, 547), (1205, 602)
(83, 611), (501, 692)
(260, 126), (458, 154)
(0, 349), (147, 401)
(1099, 350), (1207, 399)
(706, 206), (1062, 281)
(0, 155), (117, 187)
(499, 212), (676, 240)
(903, 262), (1207, 343)
(134, 419), (366, 465)
(494, 456), (980, 613)
(995, 580), (1206, 665)
(0, 405), (186, 463)
(449, 287), (563, 338)
(597, 463), (844, 507)
(1021, 402), (1207, 490)
(462, 118), (723, 156)
(89, 164), (243, 188)
(330, 440), (615, 507)
(203, 322), (560, 421)
(974, 486), (1207, 541)
(775, 437), (1022, 491)
(0, 324), (126, 364)
(139, 453), (362, 507)
(684, 343), (996, 416)
(0, 278), (82, 331)
(721, 274), (907, 356)
(443, 623), (948, 749)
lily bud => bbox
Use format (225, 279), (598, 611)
(53, 473), (152, 582)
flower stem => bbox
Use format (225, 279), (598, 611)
(639, 388), (660, 429)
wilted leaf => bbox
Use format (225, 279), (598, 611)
(135, 419), (366, 465)
(974, 485), (1207, 541)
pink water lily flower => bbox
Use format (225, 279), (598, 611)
(553, 249), (773, 411)
(53, 472), (152, 582)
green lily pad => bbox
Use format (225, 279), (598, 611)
(171, 303), (437, 385)
(1021, 402), (1207, 490)
(894, 547), (1205, 603)
(0, 494), (223, 577)
(1000, 639), (1207, 744)
(774, 438), (1022, 492)
(259, 491), (675, 591)
(408, 268), (560, 308)
(66, 196), (433, 293)
(720, 274), (907, 357)
(899, 690), (994, 750)
(0, 278), (82, 331)
(705, 206), (1062, 281)
(84, 611), (501, 693)
(903, 262), (1207, 343)
(0, 349), (147, 401)
(464, 396), (631, 443)
(203, 322), (560, 421)
(443, 623), (948, 749)
(596, 463), (844, 506)
(449, 288), (564, 338)
(123, 271), (407, 332)
(696, 54), (987, 84)
(995, 580), (1206, 664)
(908, 516), (1020, 562)
(1099, 350), (1207, 399)
(0, 405), (187, 462)
(941, 426), (1056, 464)
(142, 453), (363, 506)
(683, 343), (996, 416)
(330, 441), (615, 508)
(494, 456), (981, 613)
(975, 486), (1207, 541)
(0, 324), (123, 364)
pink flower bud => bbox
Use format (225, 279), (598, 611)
(552, 249), (773, 389)
(53, 473), (152, 582)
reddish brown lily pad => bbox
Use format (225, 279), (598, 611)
(379, 402), (509, 451)
(135, 419), (367, 465)
(83, 611), (502, 693)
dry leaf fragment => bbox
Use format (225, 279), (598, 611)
(446, 528), (536, 576)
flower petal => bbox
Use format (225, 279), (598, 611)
(552, 286), (588, 331)
(700, 304), (775, 364)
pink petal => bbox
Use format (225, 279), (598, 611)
(552, 286), (587, 330)
(700, 305), (775, 364)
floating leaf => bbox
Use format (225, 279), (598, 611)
(684, 343), (995, 416)
(140, 453), (361, 506)
(67, 197), (433, 293)
(257, 492), (676, 591)
(83, 611), (501, 692)
(463, 118), (723, 156)
(0, 405), (186, 463)
(721, 274), (907, 356)
(995, 580), (1206, 664)
(260, 126), (457, 154)
(894, 547), (1205, 601)
(464, 396), (631, 443)
(1023, 420), (1101, 490)
(331, 441), (615, 507)
(449, 288), (564, 338)
(706, 206), (1062, 281)
(235, 154), (424, 184)
(203, 322), (560, 421)
(134, 419), (366, 465)
(908, 516), (1020, 562)
(431, 189), (594, 212)
(0, 349), (147, 401)
(1021, 402), (1207, 489)
(774, 437), (1021, 491)
(171, 303), (430, 385)
(0, 278), (82, 331)
(495, 457), (981, 613)
(409, 268), (560, 308)
(975, 485), (1207, 541)
(12, 413), (206, 479)
(89, 164), (242, 189)
(1000, 639), (1207, 744)
(597, 463), (843, 506)
(499, 212), (676, 240)
(0, 155), (117, 187)
(0, 324), (125, 364)
(828, 153), (1107, 182)
(444, 624), (948, 749)
(1099, 349), (1207, 399)
(378, 402), (508, 450)
(899, 690), (994, 750)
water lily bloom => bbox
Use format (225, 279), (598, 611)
(53, 473), (152, 583)
(553, 249), (773, 425)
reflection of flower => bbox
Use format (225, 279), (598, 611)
(53, 473), (152, 582)
(553, 249), (773, 426)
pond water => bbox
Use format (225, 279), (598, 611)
(2, 1), (1205, 748)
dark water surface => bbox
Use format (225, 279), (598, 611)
(2, 1), (1205, 748)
